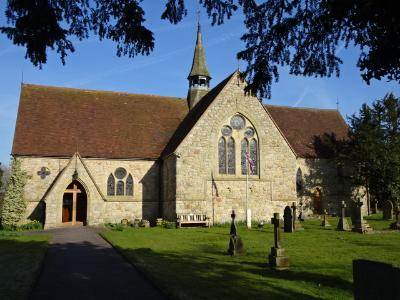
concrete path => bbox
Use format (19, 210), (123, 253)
(29, 227), (165, 300)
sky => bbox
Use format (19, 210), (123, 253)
(0, 1), (399, 166)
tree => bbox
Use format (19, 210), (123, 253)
(330, 94), (400, 212)
(0, 159), (29, 229)
(1, 1), (399, 98)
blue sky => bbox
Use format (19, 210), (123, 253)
(0, 2), (399, 166)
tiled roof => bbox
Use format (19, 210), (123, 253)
(12, 84), (188, 159)
(12, 80), (349, 160)
(265, 105), (349, 158)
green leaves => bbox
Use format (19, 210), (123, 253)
(0, 159), (29, 227)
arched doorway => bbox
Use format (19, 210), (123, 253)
(62, 181), (87, 225)
(313, 188), (322, 214)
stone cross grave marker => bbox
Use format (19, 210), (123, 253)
(352, 200), (372, 233)
(337, 201), (350, 231)
(321, 209), (331, 227)
(227, 210), (244, 255)
(283, 206), (294, 232)
(268, 213), (289, 270)
(382, 200), (393, 220)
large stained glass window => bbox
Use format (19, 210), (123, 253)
(241, 139), (248, 175)
(218, 137), (226, 174)
(227, 137), (235, 174)
(249, 138), (257, 175)
(218, 115), (258, 176)
(126, 174), (134, 196)
(107, 174), (115, 196)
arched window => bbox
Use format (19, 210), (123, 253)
(107, 168), (134, 197)
(241, 139), (248, 175)
(227, 137), (235, 174)
(218, 114), (258, 176)
(296, 168), (303, 196)
(249, 138), (257, 175)
(116, 181), (124, 196)
(126, 174), (134, 196)
(107, 174), (115, 196)
(218, 137), (226, 174)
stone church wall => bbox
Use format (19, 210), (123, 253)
(18, 156), (159, 228)
(173, 75), (298, 224)
(296, 158), (359, 216)
(161, 155), (177, 220)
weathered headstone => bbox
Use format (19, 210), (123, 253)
(227, 210), (245, 255)
(353, 259), (400, 300)
(352, 200), (372, 233)
(382, 200), (393, 220)
(291, 202), (303, 230)
(283, 206), (293, 232)
(321, 209), (331, 227)
(390, 204), (400, 230)
(268, 213), (289, 270)
(337, 201), (350, 231)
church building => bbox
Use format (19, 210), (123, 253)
(12, 24), (350, 228)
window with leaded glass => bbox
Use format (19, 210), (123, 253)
(116, 180), (124, 196)
(107, 174), (115, 196)
(241, 139), (248, 175)
(126, 174), (134, 196)
(227, 137), (235, 174)
(296, 168), (303, 196)
(218, 137), (226, 174)
(249, 138), (257, 175)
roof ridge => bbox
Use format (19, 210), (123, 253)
(22, 83), (185, 101)
(265, 103), (339, 112)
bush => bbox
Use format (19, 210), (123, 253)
(18, 220), (43, 231)
(104, 223), (125, 231)
(0, 159), (29, 227)
(162, 220), (176, 229)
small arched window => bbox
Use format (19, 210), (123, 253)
(241, 139), (248, 175)
(227, 137), (235, 174)
(296, 168), (303, 196)
(107, 174), (115, 196)
(116, 181), (124, 196)
(126, 174), (134, 196)
(249, 138), (257, 175)
(218, 137), (226, 174)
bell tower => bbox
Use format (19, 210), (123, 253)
(187, 22), (211, 109)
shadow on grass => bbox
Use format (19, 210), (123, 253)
(117, 247), (353, 300)
(0, 236), (48, 300)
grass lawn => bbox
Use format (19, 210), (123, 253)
(0, 232), (48, 300)
(102, 217), (400, 300)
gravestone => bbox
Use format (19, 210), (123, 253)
(227, 210), (245, 255)
(390, 204), (400, 230)
(382, 200), (393, 220)
(352, 200), (372, 233)
(298, 201), (305, 221)
(268, 213), (289, 270)
(321, 209), (331, 227)
(353, 259), (400, 300)
(337, 201), (350, 231)
(291, 202), (303, 230)
(283, 206), (293, 232)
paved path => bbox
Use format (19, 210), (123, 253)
(30, 227), (165, 300)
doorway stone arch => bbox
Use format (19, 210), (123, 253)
(62, 180), (88, 226)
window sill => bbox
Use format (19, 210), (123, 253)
(213, 175), (260, 181)
(105, 196), (138, 202)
